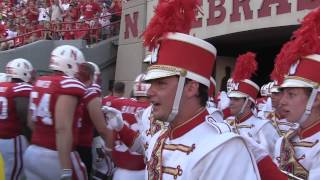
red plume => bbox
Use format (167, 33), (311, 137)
(274, 8), (320, 78)
(232, 52), (258, 82)
(270, 65), (284, 85)
(143, 0), (200, 50)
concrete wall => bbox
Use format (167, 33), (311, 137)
(115, 0), (148, 96)
(0, 38), (118, 95)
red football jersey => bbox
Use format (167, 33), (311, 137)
(111, 98), (150, 170)
(0, 82), (32, 138)
(101, 95), (119, 107)
(77, 83), (102, 147)
(30, 75), (86, 150)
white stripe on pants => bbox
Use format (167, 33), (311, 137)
(0, 135), (28, 180)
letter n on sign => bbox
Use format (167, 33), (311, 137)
(125, 12), (139, 39)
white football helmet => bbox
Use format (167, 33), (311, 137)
(133, 73), (151, 97)
(88, 62), (101, 84)
(226, 78), (234, 93)
(5, 58), (34, 82)
(49, 45), (86, 77)
(0, 73), (8, 82)
(260, 82), (272, 97)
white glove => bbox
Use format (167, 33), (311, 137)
(101, 106), (124, 131)
(242, 133), (269, 163)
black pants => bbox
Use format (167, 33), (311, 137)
(77, 146), (92, 179)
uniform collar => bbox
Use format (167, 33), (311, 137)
(168, 108), (207, 139)
(299, 120), (320, 139)
(236, 111), (253, 124)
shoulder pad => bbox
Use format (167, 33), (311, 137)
(205, 115), (233, 134)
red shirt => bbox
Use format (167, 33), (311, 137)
(101, 95), (119, 106)
(26, 6), (39, 22)
(111, 98), (150, 170)
(69, 6), (80, 21)
(30, 75), (86, 150)
(82, 2), (101, 20)
(77, 84), (101, 147)
(0, 82), (32, 138)
(0, 24), (6, 34)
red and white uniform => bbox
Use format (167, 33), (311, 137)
(258, 122), (320, 180)
(78, 83), (101, 148)
(265, 111), (296, 136)
(0, 82), (32, 180)
(225, 112), (280, 158)
(23, 75), (87, 180)
(146, 109), (261, 180)
(102, 95), (119, 107)
(139, 106), (166, 153)
(110, 98), (149, 180)
(275, 124), (320, 179)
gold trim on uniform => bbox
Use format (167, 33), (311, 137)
(279, 129), (309, 179)
(162, 165), (183, 180)
(292, 140), (319, 148)
(164, 144), (195, 155)
(147, 65), (187, 76)
(266, 112), (282, 136)
(148, 130), (168, 180)
(278, 121), (297, 126)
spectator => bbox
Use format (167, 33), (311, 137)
(61, 22), (74, 40)
(38, 1), (50, 23)
(61, 0), (70, 11)
(26, 1), (38, 23)
(18, 17), (27, 34)
(51, 20), (63, 40)
(81, 0), (101, 20)
(14, 28), (24, 47)
(50, 0), (63, 22)
(88, 15), (101, 44)
(74, 18), (89, 40)
(99, 3), (111, 39)
(42, 21), (53, 40)
(109, 0), (122, 34)
(66, 1), (80, 21)
(5, 22), (18, 48)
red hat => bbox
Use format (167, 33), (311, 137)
(275, 8), (320, 125)
(228, 52), (259, 102)
(143, 0), (216, 87)
(144, 33), (216, 86)
(276, 8), (320, 89)
(208, 76), (216, 97)
(281, 55), (320, 88)
(142, 0), (216, 122)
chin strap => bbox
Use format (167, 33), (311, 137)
(238, 97), (249, 116)
(298, 88), (318, 126)
(167, 73), (186, 122)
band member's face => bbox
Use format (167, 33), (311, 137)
(147, 76), (178, 122)
(279, 88), (309, 123)
(229, 97), (246, 115)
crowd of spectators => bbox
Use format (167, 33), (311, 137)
(0, 0), (123, 51)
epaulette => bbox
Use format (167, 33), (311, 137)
(205, 114), (233, 134)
